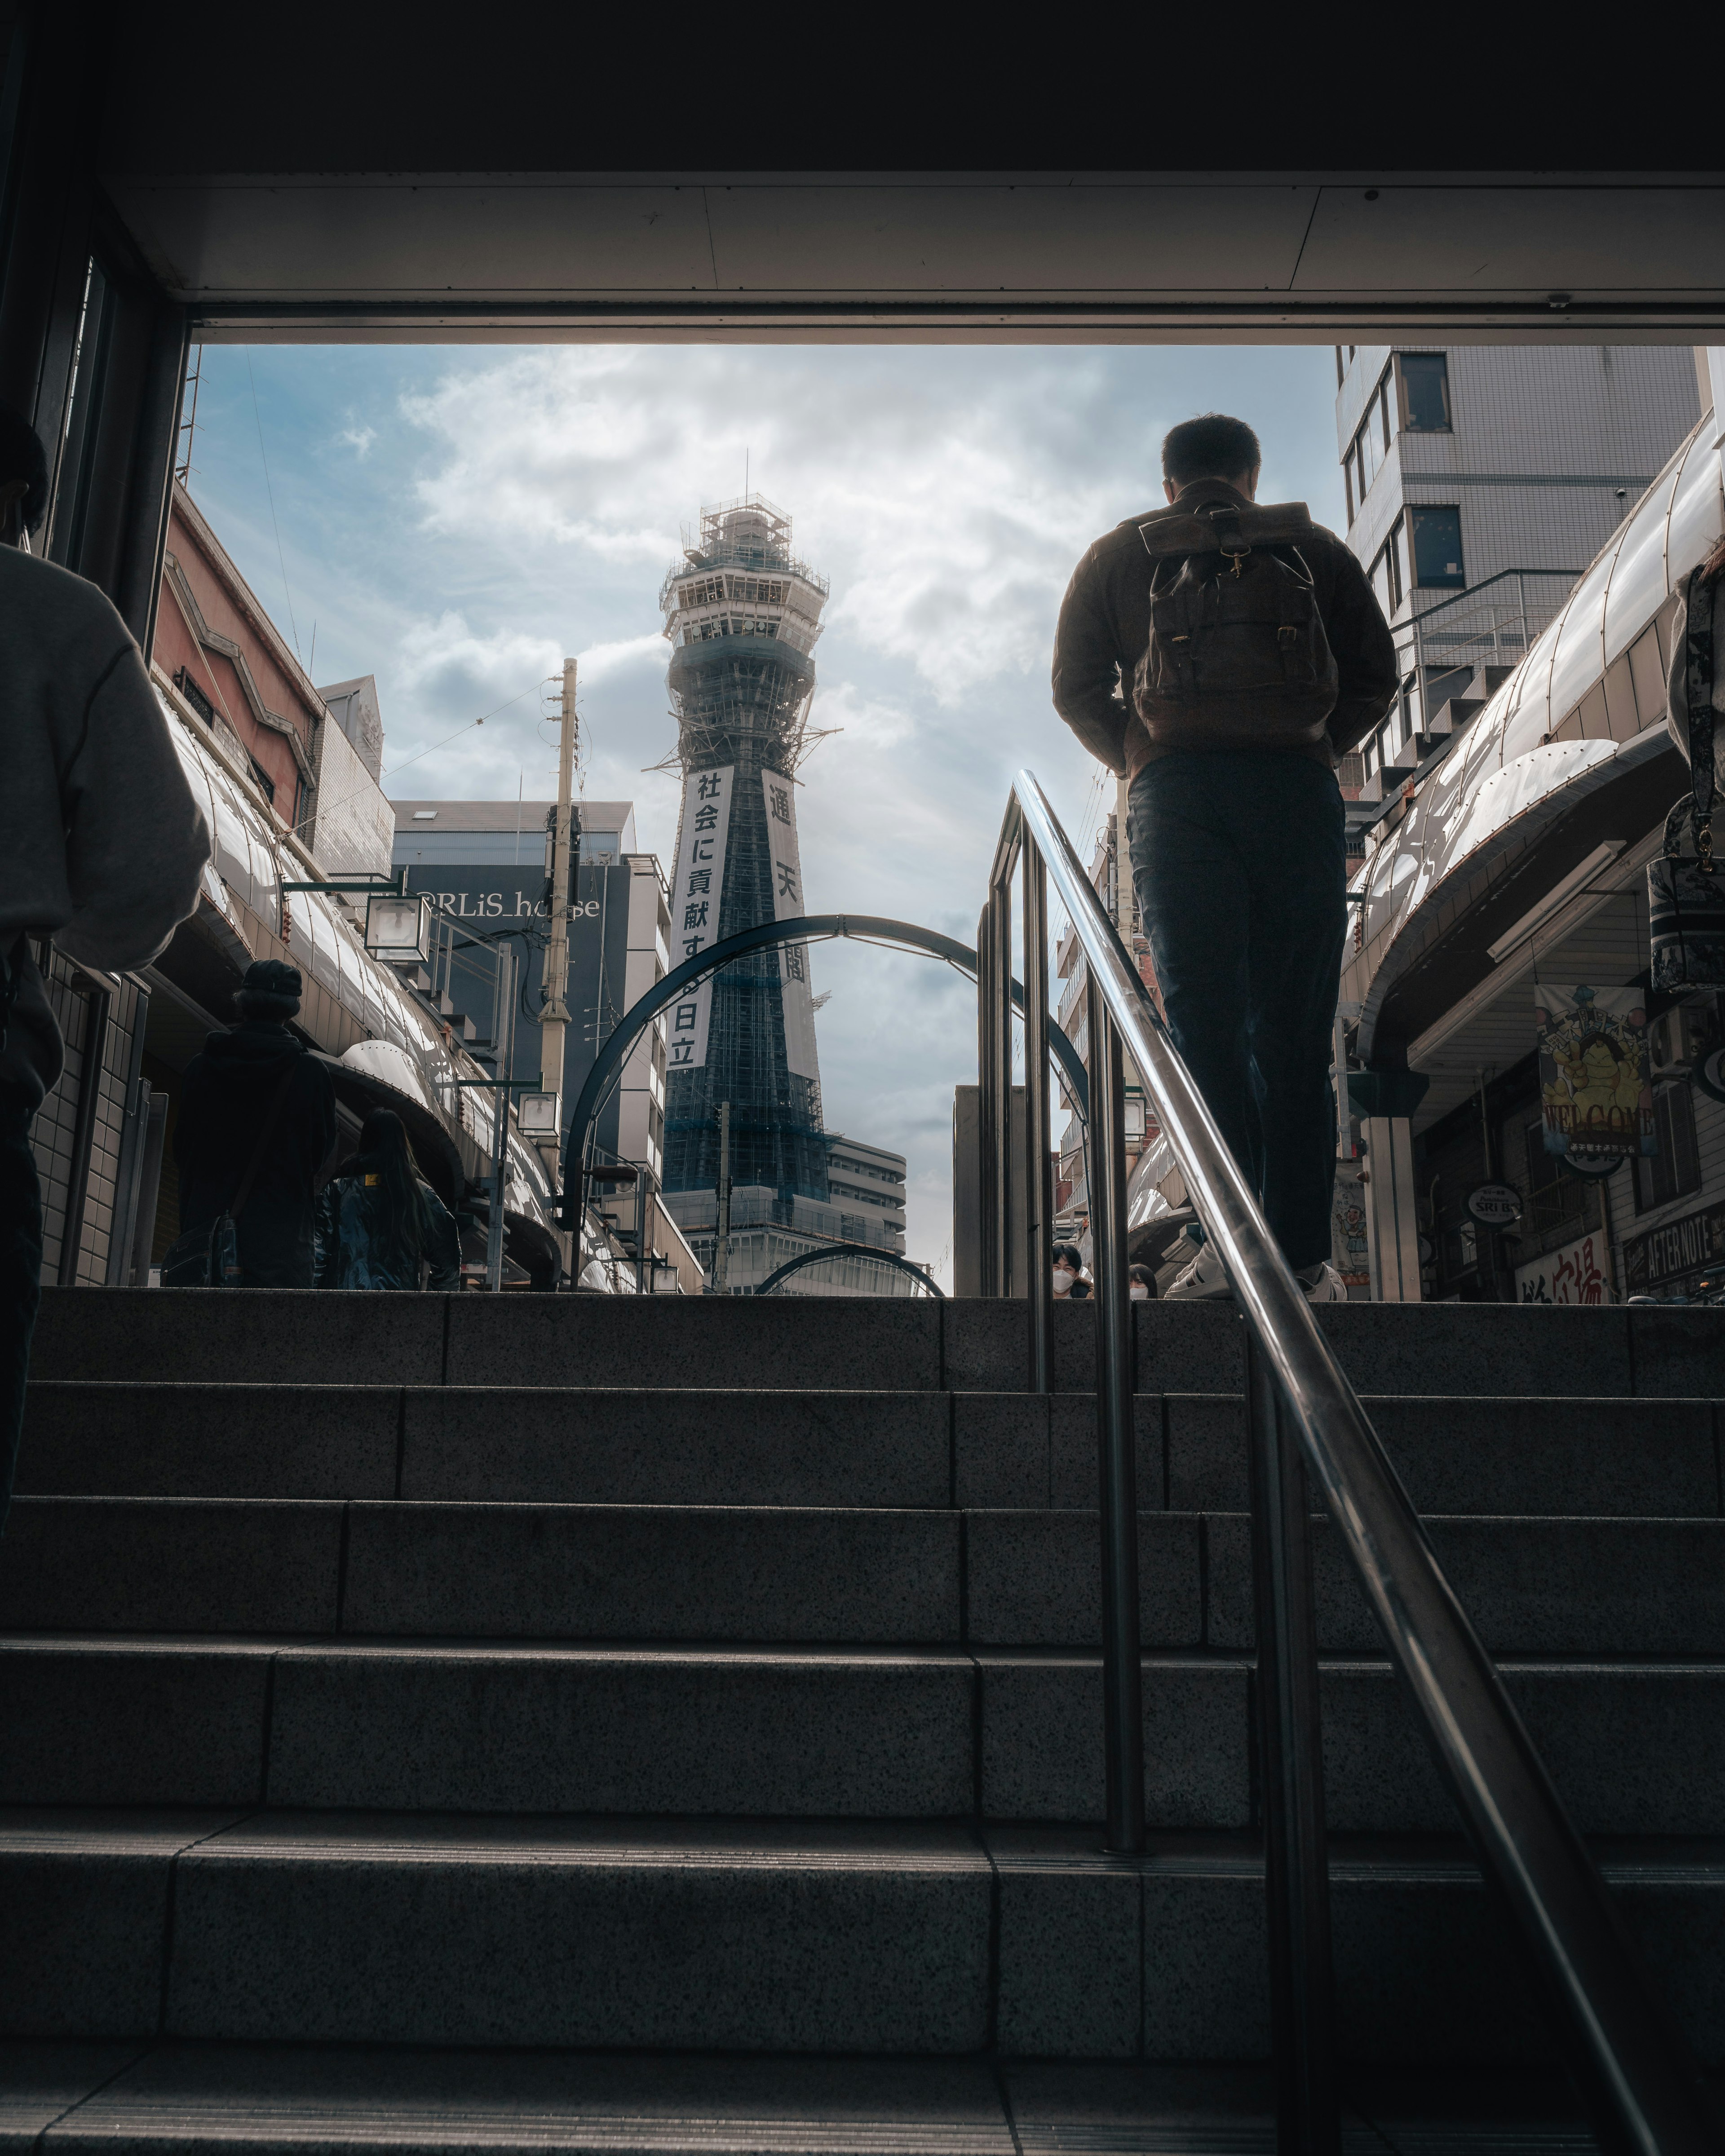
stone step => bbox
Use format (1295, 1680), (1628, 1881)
(32, 1288), (1725, 1399)
(1, 1810), (1720, 2072)
(0, 1812), (991, 2052)
(7, 1498), (1723, 1659)
(6, 1637), (1724, 1835)
(14, 1386), (954, 1507)
(0, 1639), (974, 1816)
(21, 1382), (1720, 1518)
(0, 2040), (1655, 2151)
(992, 1828), (1725, 2071)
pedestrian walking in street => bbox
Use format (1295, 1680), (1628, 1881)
(170, 960), (336, 1288)
(1053, 412), (1398, 1301)
(1052, 1243), (1085, 1297)
(0, 401), (209, 1538)
(315, 1108), (461, 1290)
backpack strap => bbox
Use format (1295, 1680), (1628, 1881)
(1683, 566), (1717, 873)
(229, 1062), (300, 1224)
(0, 932), (25, 1055)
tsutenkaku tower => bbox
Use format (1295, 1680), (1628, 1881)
(657, 495), (831, 1202)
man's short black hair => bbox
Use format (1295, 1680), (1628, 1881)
(1161, 413), (1262, 489)
(0, 400), (49, 532)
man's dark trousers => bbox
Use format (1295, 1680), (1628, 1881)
(0, 1082), (42, 1541)
(1126, 751), (1346, 1272)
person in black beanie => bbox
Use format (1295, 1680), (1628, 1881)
(172, 960), (337, 1287)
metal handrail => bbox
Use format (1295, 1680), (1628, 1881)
(980, 769), (1712, 2156)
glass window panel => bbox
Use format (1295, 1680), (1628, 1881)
(1399, 354), (1451, 432)
(1627, 624), (1667, 727)
(1496, 609), (1563, 765)
(1544, 543), (1619, 733)
(1409, 506), (1465, 589)
(1665, 416), (1725, 594)
(1602, 452), (1686, 665)
(1379, 378), (1393, 449)
(1388, 519), (1406, 609)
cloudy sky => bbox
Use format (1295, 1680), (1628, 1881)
(184, 341), (1348, 1279)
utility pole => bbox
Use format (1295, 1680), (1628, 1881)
(540, 657), (577, 1122)
(713, 1100), (732, 1294)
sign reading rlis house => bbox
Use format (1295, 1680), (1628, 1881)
(762, 765), (820, 1083)
(666, 765), (734, 1073)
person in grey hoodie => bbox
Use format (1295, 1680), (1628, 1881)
(0, 401), (211, 1535)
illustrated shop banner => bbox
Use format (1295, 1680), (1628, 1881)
(666, 765), (734, 1074)
(1515, 1228), (1614, 1306)
(1330, 1162), (1370, 1289)
(1535, 983), (1655, 1160)
(762, 765), (821, 1083)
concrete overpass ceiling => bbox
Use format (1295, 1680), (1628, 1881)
(79, 4), (1725, 342)
(97, 174), (1725, 344)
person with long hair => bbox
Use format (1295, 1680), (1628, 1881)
(315, 1109), (461, 1290)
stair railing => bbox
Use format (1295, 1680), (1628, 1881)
(980, 769), (1712, 2156)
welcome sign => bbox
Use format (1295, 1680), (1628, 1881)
(1535, 983), (1655, 1160)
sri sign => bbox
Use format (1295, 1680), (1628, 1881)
(761, 765), (821, 1083)
(666, 765), (734, 1073)
(1515, 1228), (1613, 1306)
(1466, 1182), (1522, 1227)
(1535, 983), (1654, 1160)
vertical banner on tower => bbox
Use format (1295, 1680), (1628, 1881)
(666, 765), (734, 1072)
(1535, 982), (1655, 1159)
(762, 766), (821, 1081)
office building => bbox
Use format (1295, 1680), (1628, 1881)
(393, 799), (669, 1178)
(1335, 344), (1702, 827)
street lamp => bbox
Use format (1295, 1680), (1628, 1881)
(517, 1090), (560, 1140)
(364, 892), (431, 966)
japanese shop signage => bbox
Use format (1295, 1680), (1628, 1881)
(1466, 1182), (1522, 1227)
(666, 764), (734, 1073)
(1515, 1228), (1614, 1306)
(761, 764), (820, 1082)
(1622, 1201), (1725, 1294)
(1535, 983), (1655, 1161)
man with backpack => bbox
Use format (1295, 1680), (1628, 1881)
(1052, 412), (1398, 1300)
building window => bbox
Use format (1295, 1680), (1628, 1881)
(1409, 505), (1465, 589)
(1397, 353), (1452, 433)
(1634, 1082), (1702, 1214)
(1522, 1118), (1591, 1241)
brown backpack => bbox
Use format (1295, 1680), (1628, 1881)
(1131, 499), (1340, 754)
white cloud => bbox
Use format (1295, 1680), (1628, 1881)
(337, 421), (376, 457)
(574, 631), (666, 682)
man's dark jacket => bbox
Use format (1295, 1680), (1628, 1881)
(1052, 478), (1401, 781)
(174, 1021), (337, 1287)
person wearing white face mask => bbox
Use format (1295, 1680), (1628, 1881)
(1052, 1243), (1085, 1297)
(1128, 1264), (1156, 1302)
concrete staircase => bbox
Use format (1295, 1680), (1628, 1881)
(1, 1289), (1722, 2150)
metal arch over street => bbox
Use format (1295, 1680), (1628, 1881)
(754, 1243), (945, 1298)
(555, 911), (1088, 1229)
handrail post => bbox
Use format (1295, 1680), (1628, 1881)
(1246, 1329), (1340, 2155)
(991, 871), (1014, 1298)
(1022, 836), (1054, 1391)
(975, 898), (999, 1295)
(1087, 972), (1145, 1853)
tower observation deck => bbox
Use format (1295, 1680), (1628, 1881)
(658, 495), (832, 1205)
